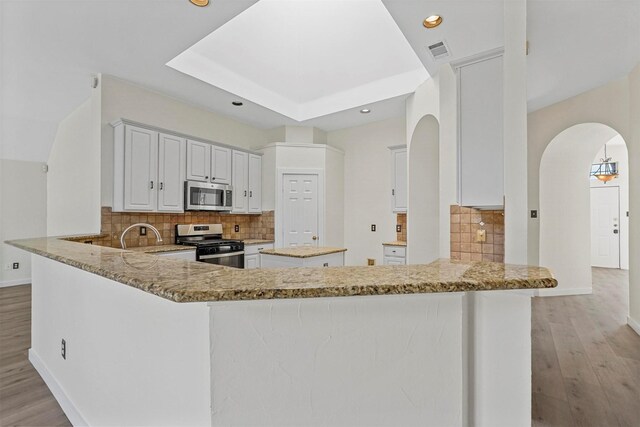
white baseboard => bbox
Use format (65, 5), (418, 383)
(29, 349), (88, 426)
(628, 317), (640, 337)
(535, 287), (592, 297)
(0, 278), (31, 288)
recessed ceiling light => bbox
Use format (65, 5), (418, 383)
(423, 15), (443, 29)
(232, 101), (244, 106)
(190, 0), (209, 6)
(360, 108), (371, 114)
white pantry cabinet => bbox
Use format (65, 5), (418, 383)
(232, 150), (262, 214)
(389, 146), (407, 213)
(454, 50), (504, 208)
(186, 140), (232, 185)
(114, 122), (185, 213)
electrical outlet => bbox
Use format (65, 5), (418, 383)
(371, 224), (376, 232)
(367, 258), (376, 266)
(140, 226), (147, 236)
(396, 224), (402, 233)
(61, 339), (66, 360)
(476, 229), (487, 243)
(234, 225), (240, 232)
(12, 262), (19, 270)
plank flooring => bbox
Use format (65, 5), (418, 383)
(533, 268), (640, 427)
(0, 269), (638, 426)
(0, 285), (70, 427)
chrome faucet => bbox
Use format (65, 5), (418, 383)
(120, 223), (163, 249)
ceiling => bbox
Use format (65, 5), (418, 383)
(167, 0), (428, 121)
(1, 0), (639, 162)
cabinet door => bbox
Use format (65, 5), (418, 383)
(248, 154), (262, 213)
(211, 145), (232, 184)
(186, 140), (211, 182)
(124, 125), (158, 211)
(458, 55), (504, 207)
(158, 133), (185, 212)
(245, 254), (259, 269)
(232, 150), (248, 213)
(392, 148), (407, 212)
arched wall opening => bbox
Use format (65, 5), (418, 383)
(539, 123), (627, 296)
(407, 114), (439, 264)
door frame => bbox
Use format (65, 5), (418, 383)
(590, 185), (621, 269)
(276, 168), (325, 248)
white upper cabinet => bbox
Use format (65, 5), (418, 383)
(186, 140), (211, 182)
(455, 52), (504, 208)
(232, 150), (262, 214)
(123, 125), (158, 211)
(114, 122), (184, 213)
(211, 145), (232, 184)
(390, 146), (407, 213)
(232, 150), (249, 213)
(248, 154), (262, 213)
(157, 133), (186, 212)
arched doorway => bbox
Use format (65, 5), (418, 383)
(407, 114), (439, 264)
(539, 123), (628, 296)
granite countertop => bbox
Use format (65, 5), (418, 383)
(243, 239), (275, 245)
(127, 244), (195, 254)
(383, 241), (407, 247)
(7, 237), (557, 303)
(260, 247), (347, 258)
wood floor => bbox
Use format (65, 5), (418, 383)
(532, 267), (640, 426)
(0, 285), (70, 427)
(0, 269), (638, 426)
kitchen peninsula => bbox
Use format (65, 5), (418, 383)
(260, 246), (347, 268)
(8, 236), (556, 427)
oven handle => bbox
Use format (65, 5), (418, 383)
(198, 251), (245, 260)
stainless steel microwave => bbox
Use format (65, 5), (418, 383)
(184, 181), (232, 211)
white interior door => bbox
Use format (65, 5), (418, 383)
(283, 174), (319, 247)
(590, 186), (620, 268)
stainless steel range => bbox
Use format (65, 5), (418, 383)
(175, 224), (244, 268)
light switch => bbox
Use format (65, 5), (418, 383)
(476, 229), (486, 243)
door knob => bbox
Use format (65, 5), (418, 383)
(312, 236), (317, 241)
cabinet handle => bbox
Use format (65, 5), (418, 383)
(212, 177), (215, 181)
(244, 190), (247, 197)
(392, 189), (395, 196)
(159, 182), (164, 190)
(150, 181), (154, 189)
(250, 190), (252, 197)
(205, 176), (208, 180)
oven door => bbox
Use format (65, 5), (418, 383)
(184, 181), (232, 211)
(197, 251), (245, 268)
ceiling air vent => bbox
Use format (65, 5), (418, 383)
(427, 40), (450, 60)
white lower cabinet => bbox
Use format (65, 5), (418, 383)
(383, 244), (406, 265)
(260, 252), (345, 268)
(244, 243), (274, 269)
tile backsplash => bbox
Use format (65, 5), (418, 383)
(396, 213), (407, 242)
(93, 207), (274, 248)
(450, 205), (504, 262)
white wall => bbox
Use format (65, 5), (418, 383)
(327, 117), (405, 266)
(31, 256), (212, 426)
(407, 115), (440, 264)
(0, 160), (47, 286)
(628, 63), (640, 332)
(47, 81), (101, 236)
(539, 123), (619, 296)
(101, 75), (266, 207)
(590, 137), (629, 270)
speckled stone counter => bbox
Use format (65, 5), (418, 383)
(7, 236), (556, 303)
(260, 246), (347, 258)
(243, 239), (275, 245)
(127, 244), (195, 254)
(383, 241), (407, 247)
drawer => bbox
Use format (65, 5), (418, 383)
(383, 245), (406, 258)
(245, 243), (274, 255)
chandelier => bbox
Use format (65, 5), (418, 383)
(592, 143), (619, 183)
